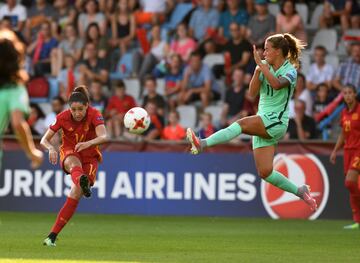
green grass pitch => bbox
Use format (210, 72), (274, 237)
(0, 212), (359, 263)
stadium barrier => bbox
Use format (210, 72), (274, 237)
(0, 139), (351, 220)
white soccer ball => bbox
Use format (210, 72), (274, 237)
(124, 107), (151, 134)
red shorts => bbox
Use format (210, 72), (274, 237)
(344, 149), (360, 175)
(60, 148), (98, 185)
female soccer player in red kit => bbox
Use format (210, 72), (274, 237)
(330, 85), (360, 230)
(41, 85), (108, 246)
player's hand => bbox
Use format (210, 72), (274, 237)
(48, 148), (58, 165)
(75, 141), (92, 152)
(253, 45), (262, 66)
(330, 151), (336, 164)
(30, 149), (43, 169)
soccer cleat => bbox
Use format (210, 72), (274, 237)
(43, 237), (56, 247)
(186, 128), (202, 155)
(80, 175), (92, 198)
(297, 185), (317, 211)
(343, 223), (359, 230)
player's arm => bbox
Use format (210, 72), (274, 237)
(249, 66), (261, 98)
(40, 129), (58, 165)
(330, 130), (344, 164)
(11, 110), (43, 168)
(74, 124), (108, 152)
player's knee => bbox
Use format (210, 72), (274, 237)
(258, 167), (272, 179)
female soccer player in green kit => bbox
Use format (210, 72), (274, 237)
(187, 33), (317, 211)
(0, 29), (43, 170)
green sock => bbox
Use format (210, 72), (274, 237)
(264, 170), (298, 195)
(202, 122), (242, 147)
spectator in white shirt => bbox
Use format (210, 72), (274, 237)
(0, 0), (27, 32)
(306, 46), (334, 92)
(289, 73), (313, 118)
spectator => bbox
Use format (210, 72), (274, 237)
(199, 112), (217, 138)
(189, 0), (219, 41)
(28, 103), (46, 136)
(109, 0), (136, 55)
(162, 110), (186, 141)
(306, 46), (335, 92)
(213, 22), (252, 79)
(247, 0), (276, 46)
(313, 83), (332, 117)
(169, 22), (197, 63)
(24, 0), (57, 43)
(286, 99), (317, 140)
(78, 0), (106, 38)
(143, 99), (164, 140)
(0, 0), (27, 33)
(289, 73), (313, 118)
(58, 54), (80, 101)
(320, 0), (360, 32)
(27, 20), (58, 77)
(164, 54), (184, 110)
(53, 23), (84, 75)
(219, 0), (249, 40)
(78, 42), (109, 85)
(332, 42), (360, 92)
(90, 80), (108, 114)
(276, 0), (307, 43)
(84, 22), (108, 59)
(43, 96), (65, 128)
(180, 51), (220, 108)
(220, 68), (253, 127)
(53, 0), (77, 30)
(142, 75), (166, 116)
(132, 24), (168, 81)
(105, 80), (136, 138)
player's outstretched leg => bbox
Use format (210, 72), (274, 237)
(343, 180), (360, 229)
(186, 122), (242, 154)
(80, 175), (92, 198)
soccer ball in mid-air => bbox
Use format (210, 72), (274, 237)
(124, 107), (151, 134)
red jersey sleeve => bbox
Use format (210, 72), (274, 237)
(49, 113), (63, 132)
(129, 95), (137, 108)
(91, 108), (105, 127)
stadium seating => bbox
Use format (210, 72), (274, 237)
(177, 105), (197, 129)
(311, 29), (338, 52)
(204, 105), (223, 127)
(124, 79), (141, 103)
(203, 54), (225, 69)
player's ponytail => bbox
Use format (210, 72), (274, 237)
(266, 33), (306, 69)
(68, 85), (90, 105)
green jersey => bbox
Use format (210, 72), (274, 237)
(258, 60), (297, 125)
(0, 84), (30, 137)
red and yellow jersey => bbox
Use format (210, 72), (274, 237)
(50, 106), (105, 161)
(341, 102), (360, 150)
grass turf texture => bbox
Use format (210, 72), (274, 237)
(0, 212), (358, 263)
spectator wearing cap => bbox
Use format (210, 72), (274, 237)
(247, 0), (276, 46)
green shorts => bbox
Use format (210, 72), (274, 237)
(252, 112), (288, 149)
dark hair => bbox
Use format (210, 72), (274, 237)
(344, 84), (357, 93)
(316, 82), (328, 91)
(30, 103), (45, 119)
(266, 33), (306, 69)
(85, 0), (99, 13)
(314, 45), (327, 54)
(280, 0), (297, 15)
(0, 29), (27, 87)
(113, 79), (125, 89)
(68, 85), (90, 105)
(52, 96), (65, 105)
(190, 50), (202, 59)
(86, 22), (101, 42)
(144, 75), (156, 84)
(169, 110), (180, 119)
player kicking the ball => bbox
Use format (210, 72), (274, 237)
(187, 33), (317, 211)
(41, 86), (108, 246)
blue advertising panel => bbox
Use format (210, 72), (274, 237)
(0, 150), (351, 219)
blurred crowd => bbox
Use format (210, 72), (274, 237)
(2, 0), (360, 142)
